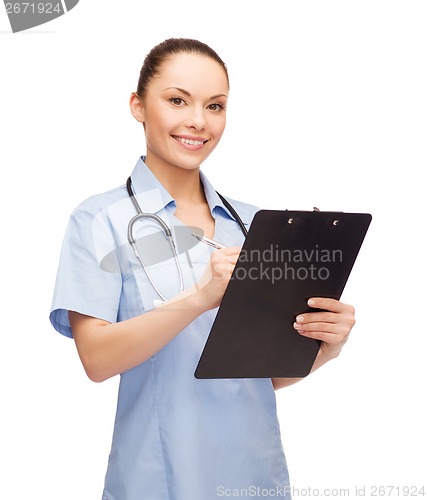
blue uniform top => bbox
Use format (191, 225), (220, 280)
(50, 157), (291, 500)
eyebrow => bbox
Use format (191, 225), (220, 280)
(163, 87), (228, 100)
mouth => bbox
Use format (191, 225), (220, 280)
(172, 135), (209, 149)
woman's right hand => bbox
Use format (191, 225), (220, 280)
(69, 246), (242, 382)
(196, 246), (242, 310)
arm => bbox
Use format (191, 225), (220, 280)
(272, 297), (356, 390)
(71, 246), (240, 383)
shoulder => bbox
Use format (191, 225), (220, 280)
(69, 183), (127, 222)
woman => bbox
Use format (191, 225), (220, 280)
(50, 38), (355, 500)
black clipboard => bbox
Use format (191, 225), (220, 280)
(195, 210), (372, 379)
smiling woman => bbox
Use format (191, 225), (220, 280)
(49, 37), (356, 500)
(130, 49), (229, 178)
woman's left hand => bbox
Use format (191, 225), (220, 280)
(293, 297), (356, 362)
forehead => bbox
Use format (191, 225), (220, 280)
(150, 52), (229, 95)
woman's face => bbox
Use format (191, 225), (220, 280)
(137, 52), (229, 172)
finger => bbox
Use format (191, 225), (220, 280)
(227, 255), (240, 265)
(295, 311), (338, 326)
(296, 327), (349, 346)
(212, 249), (238, 261)
(214, 262), (233, 280)
(218, 245), (241, 255)
(308, 297), (355, 315)
(294, 321), (344, 335)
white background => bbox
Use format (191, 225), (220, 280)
(1, 1), (426, 499)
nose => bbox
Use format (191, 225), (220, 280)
(185, 106), (207, 131)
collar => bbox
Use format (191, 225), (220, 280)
(129, 156), (243, 223)
(199, 170), (244, 223)
(129, 156), (175, 214)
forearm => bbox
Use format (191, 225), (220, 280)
(71, 246), (242, 383)
(271, 348), (337, 390)
(71, 286), (207, 383)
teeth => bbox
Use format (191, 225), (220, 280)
(174, 136), (205, 146)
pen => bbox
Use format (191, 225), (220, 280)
(192, 233), (227, 249)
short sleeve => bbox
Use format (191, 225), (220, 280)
(49, 202), (122, 339)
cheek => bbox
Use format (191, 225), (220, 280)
(145, 104), (177, 132)
(144, 113), (176, 148)
(209, 116), (226, 140)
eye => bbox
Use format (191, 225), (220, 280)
(169, 97), (186, 106)
(207, 103), (225, 111)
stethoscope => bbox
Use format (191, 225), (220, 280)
(126, 177), (248, 302)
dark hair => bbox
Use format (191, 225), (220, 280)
(136, 38), (229, 98)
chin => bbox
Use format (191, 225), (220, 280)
(173, 153), (210, 171)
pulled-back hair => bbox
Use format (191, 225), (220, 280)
(136, 38), (229, 98)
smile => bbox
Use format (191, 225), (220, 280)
(172, 135), (208, 146)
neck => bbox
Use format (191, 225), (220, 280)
(144, 156), (206, 205)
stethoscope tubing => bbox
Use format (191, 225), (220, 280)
(125, 175), (247, 302)
(126, 178), (183, 302)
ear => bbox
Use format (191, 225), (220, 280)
(129, 92), (145, 123)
